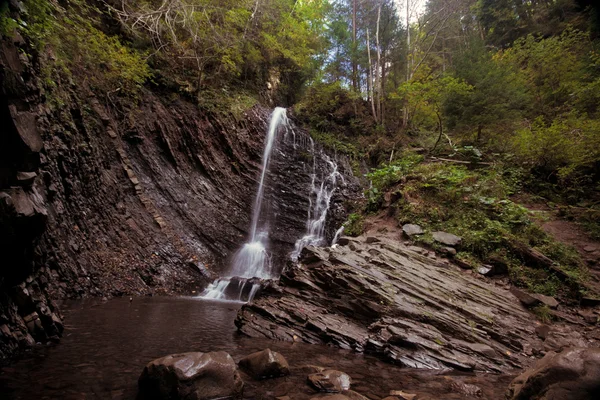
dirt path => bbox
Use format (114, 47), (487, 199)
(517, 197), (600, 298)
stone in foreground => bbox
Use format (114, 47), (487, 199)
(138, 351), (243, 400)
(238, 348), (290, 379)
(507, 347), (600, 400)
(432, 231), (462, 247)
(308, 369), (352, 392)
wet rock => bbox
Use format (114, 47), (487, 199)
(432, 231), (461, 247)
(238, 348), (290, 379)
(507, 347), (600, 400)
(402, 224), (423, 237)
(365, 237), (380, 244)
(138, 351), (243, 400)
(308, 369), (352, 392)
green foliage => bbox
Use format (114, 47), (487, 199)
(0, 2), (18, 36)
(19, 0), (150, 101)
(343, 213), (364, 237)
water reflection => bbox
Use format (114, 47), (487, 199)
(0, 296), (514, 399)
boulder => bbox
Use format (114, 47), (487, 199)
(238, 348), (289, 379)
(507, 347), (600, 400)
(308, 369), (352, 393)
(432, 231), (462, 247)
(138, 351), (243, 400)
(402, 224), (423, 237)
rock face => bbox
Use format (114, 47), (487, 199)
(307, 369), (352, 392)
(238, 348), (290, 379)
(0, 21), (357, 360)
(236, 236), (548, 372)
(138, 351), (244, 400)
(507, 347), (600, 400)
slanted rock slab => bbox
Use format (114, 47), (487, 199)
(138, 351), (243, 400)
(507, 347), (600, 400)
(238, 348), (290, 379)
(308, 369), (352, 393)
(432, 231), (462, 247)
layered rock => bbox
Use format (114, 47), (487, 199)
(236, 236), (553, 372)
(0, 24), (356, 361)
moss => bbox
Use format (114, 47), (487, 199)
(344, 213), (364, 237)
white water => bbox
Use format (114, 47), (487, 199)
(291, 140), (344, 261)
(202, 108), (288, 302)
(332, 226), (345, 245)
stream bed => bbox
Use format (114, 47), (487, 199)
(0, 296), (515, 399)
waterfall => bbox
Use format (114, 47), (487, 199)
(290, 142), (344, 261)
(201, 108), (288, 302)
(332, 226), (345, 245)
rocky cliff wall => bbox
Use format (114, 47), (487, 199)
(0, 30), (356, 361)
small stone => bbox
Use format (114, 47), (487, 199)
(238, 348), (290, 379)
(308, 369), (352, 393)
(402, 224), (423, 237)
(365, 236), (381, 244)
(510, 287), (541, 307)
(477, 265), (494, 276)
(432, 231), (462, 247)
(531, 293), (559, 309)
(583, 245), (597, 253)
(442, 246), (457, 256)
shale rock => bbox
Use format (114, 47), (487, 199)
(507, 347), (600, 400)
(307, 369), (352, 392)
(238, 348), (290, 379)
(236, 237), (544, 372)
(138, 351), (243, 400)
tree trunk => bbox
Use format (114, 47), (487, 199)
(352, 0), (358, 92)
(366, 28), (377, 123)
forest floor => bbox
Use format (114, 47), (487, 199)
(515, 194), (600, 298)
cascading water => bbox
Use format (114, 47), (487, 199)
(202, 108), (288, 302)
(291, 139), (344, 261)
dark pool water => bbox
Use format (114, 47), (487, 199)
(0, 296), (514, 400)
